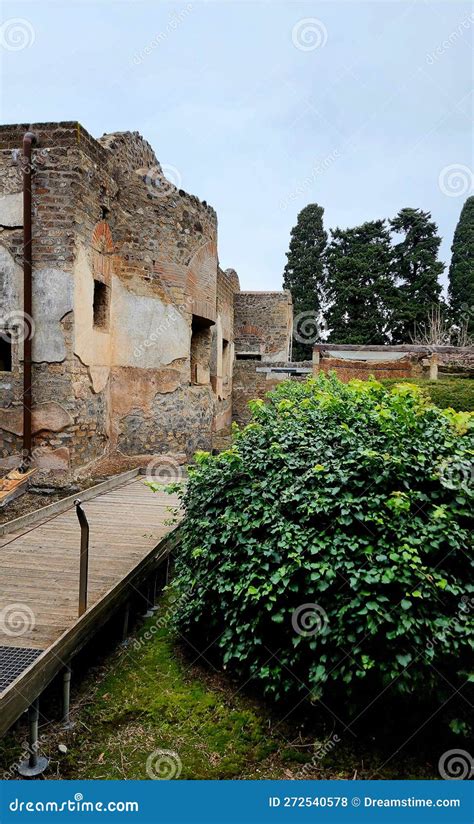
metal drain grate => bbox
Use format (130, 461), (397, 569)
(0, 646), (42, 693)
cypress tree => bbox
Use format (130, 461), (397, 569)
(389, 208), (444, 343)
(448, 196), (474, 335)
(325, 220), (395, 344)
(283, 204), (327, 360)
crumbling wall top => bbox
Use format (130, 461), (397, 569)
(99, 130), (159, 173)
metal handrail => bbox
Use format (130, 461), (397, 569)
(74, 499), (89, 617)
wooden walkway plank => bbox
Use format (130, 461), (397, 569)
(0, 477), (182, 734)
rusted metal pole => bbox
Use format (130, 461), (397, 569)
(74, 500), (89, 616)
(22, 131), (37, 465)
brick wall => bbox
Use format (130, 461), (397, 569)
(234, 291), (293, 362)
(0, 122), (220, 481)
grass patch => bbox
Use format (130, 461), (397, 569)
(381, 377), (474, 411)
(0, 599), (447, 780)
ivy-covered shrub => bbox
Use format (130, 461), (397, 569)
(168, 375), (473, 715)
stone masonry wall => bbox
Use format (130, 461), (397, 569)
(314, 345), (473, 383)
(212, 268), (239, 439)
(232, 361), (312, 427)
(234, 291), (293, 362)
(0, 122), (221, 482)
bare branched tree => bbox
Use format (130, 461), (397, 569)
(411, 305), (473, 347)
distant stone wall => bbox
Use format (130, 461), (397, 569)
(234, 291), (293, 362)
(314, 344), (474, 382)
(232, 361), (311, 427)
(438, 350), (474, 377)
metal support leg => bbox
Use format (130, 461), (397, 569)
(18, 698), (49, 778)
(143, 582), (154, 617)
(149, 573), (158, 613)
(122, 601), (130, 641)
(62, 666), (74, 730)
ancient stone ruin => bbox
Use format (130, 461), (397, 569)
(0, 122), (293, 484)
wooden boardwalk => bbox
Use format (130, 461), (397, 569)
(0, 473), (181, 736)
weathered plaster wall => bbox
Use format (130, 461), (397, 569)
(0, 122), (221, 480)
(0, 122), (298, 483)
(0, 125), (79, 477)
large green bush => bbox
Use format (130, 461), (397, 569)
(168, 375), (473, 716)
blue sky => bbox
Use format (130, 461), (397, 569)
(1, 0), (472, 291)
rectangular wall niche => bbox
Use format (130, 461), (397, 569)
(191, 315), (212, 385)
(93, 280), (110, 330)
(0, 334), (12, 372)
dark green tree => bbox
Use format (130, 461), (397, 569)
(448, 196), (474, 336)
(389, 208), (444, 343)
(283, 204), (327, 360)
(325, 220), (395, 344)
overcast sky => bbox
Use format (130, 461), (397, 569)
(1, 0), (472, 291)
